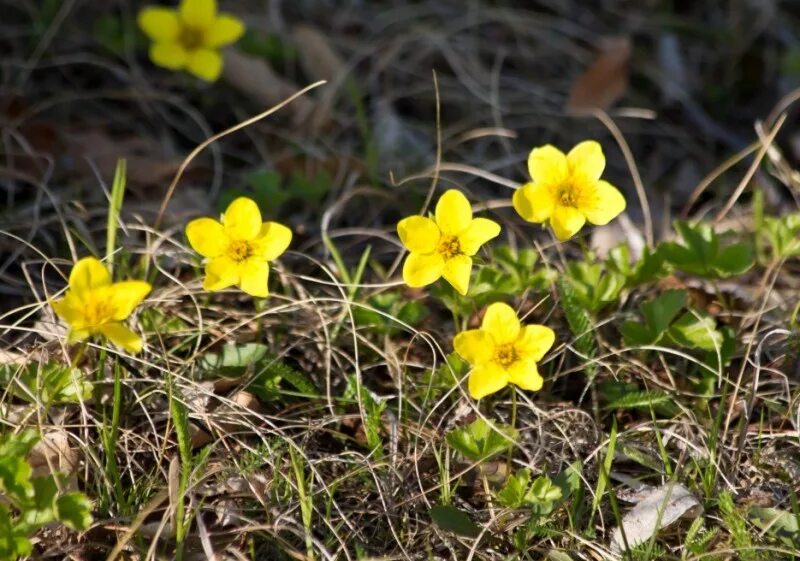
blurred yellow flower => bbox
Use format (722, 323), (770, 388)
(51, 258), (151, 353)
(453, 302), (555, 399)
(186, 197), (291, 298)
(138, 0), (244, 82)
(513, 141), (626, 241)
(397, 190), (500, 295)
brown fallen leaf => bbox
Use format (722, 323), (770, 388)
(221, 50), (322, 127)
(28, 431), (81, 490)
(567, 37), (632, 113)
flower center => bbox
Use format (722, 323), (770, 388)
(227, 240), (254, 262)
(179, 26), (205, 50)
(558, 184), (579, 207)
(494, 343), (518, 368)
(84, 299), (114, 327)
(437, 235), (462, 260)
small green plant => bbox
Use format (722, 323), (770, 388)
(758, 212), (800, 262)
(496, 469), (562, 514)
(0, 361), (91, 405)
(446, 418), (518, 462)
(564, 259), (626, 314)
(0, 431), (93, 559)
(660, 220), (754, 279)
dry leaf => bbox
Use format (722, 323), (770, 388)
(567, 37), (632, 113)
(610, 483), (702, 552)
(291, 25), (344, 82)
(28, 431), (80, 490)
(221, 50), (319, 127)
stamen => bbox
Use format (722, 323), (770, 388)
(227, 240), (253, 262)
(494, 344), (518, 368)
(437, 236), (462, 259)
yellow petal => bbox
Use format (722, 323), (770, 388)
(453, 329), (495, 365)
(458, 218), (500, 255)
(108, 281), (152, 321)
(468, 363), (509, 400)
(506, 359), (543, 392)
(435, 190), (472, 235)
(567, 140), (605, 186)
(186, 48), (223, 82)
(442, 255), (472, 296)
(149, 42), (188, 70)
(239, 259), (270, 298)
(186, 217), (227, 258)
(402, 252), (444, 288)
(52, 293), (84, 327)
(550, 205), (586, 241)
(67, 329), (90, 343)
(99, 323), (143, 353)
(206, 14), (245, 47)
(203, 256), (239, 291)
(515, 325), (555, 362)
(69, 257), (111, 295)
(397, 216), (440, 254)
(513, 182), (556, 224)
(527, 145), (568, 187)
(254, 222), (292, 261)
(138, 7), (180, 42)
(578, 180), (626, 225)
(223, 197), (262, 240)
(481, 302), (520, 345)
(179, 0), (216, 28)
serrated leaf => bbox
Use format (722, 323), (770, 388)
(446, 418), (517, 462)
(553, 460), (582, 502)
(641, 290), (687, 337)
(668, 312), (722, 351)
(497, 468), (532, 508)
(429, 505), (481, 537)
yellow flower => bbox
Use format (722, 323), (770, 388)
(137, 0), (245, 82)
(453, 302), (555, 400)
(513, 141), (626, 241)
(51, 258), (151, 353)
(397, 190), (500, 295)
(186, 197), (292, 298)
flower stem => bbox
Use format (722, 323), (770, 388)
(506, 386), (517, 470)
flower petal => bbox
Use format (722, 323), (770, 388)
(254, 222), (292, 261)
(481, 302), (520, 345)
(222, 197), (262, 240)
(99, 323), (144, 353)
(238, 259), (269, 298)
(186, 217), (227, 258)
(137, 7), (180, 42)
(515, 325), (555, 362)
(513, 182), (556, 224)
(468, 363), (509, 400)
(550, 205), (586, 241)
(527, 145), (568, 187)
(69, 257), (111, 295)
(453, 329), (495, 365)
(203, 256), (239, 291)
(442, 254), (472, 296)
(567, 140), (605, 186)
(206, 14), (245, 47)
(149, 42), (188, 70)
(402, 252), (444, 288)
(108, 281), (152, 321)
(435, 190), (472, 235)
(186, 48), (223, 82)
(179, 0), (216, 28)
(506, 359), (543, 392)
(578, 180), (627, 225)
(51, 293), (83, 326)
(397, 216), (440, 254)
(458, 218), (501, 255)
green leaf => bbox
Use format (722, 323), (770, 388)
(552, 461), (582, 502)
(748, 507), (800, 547)
(56, 492), (93, 531)
(714, 243), (754, 276)
(0, 362), (91, 405)
(622, 290), (686, 346)
(429, 505), (481, 538)
(497, 468), (532, 508)
(668, 312), (723, 351)
(445, 418), (517, 462)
